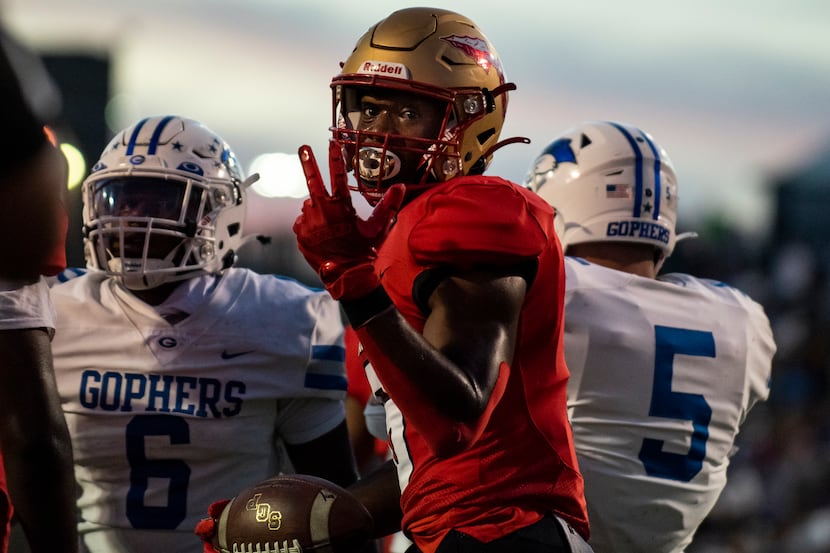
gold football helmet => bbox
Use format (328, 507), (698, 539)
(331, 7), (527, 203)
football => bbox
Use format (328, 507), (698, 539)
(212, 474), (373, 553)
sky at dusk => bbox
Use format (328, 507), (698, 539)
(5, 0), (829, 239)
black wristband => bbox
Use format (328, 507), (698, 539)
(341, 286), (394, 329)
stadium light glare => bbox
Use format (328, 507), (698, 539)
(61, 142), (87, 190)
(249, 152), (307, 199)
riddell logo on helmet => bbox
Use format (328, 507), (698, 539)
(359, 61), (410, 79)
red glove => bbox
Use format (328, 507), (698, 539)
(293, 141), (404, 301)
(194, 498), (230, 553)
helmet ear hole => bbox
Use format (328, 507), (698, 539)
(476, 128), (496, 146)
(579, 133), (592, 148)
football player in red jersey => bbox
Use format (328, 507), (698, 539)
(293, 8), (592, 553)
(0, 27), (77, 553)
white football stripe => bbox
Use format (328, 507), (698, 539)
(217, 497), (236, 552)
(308, 489), (335, 546)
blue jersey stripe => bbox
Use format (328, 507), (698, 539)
(56, 267), (87, 283)
(147, 115), (176, 155)
(125, 117), (149, 155)
(312, 344), (346, 362)
(610, 122), (644, 218)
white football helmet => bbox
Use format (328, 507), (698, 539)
(526, 121), (692, 268)
(82, 115), (257, 290)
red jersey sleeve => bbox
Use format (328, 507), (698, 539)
(408, 176), (551, 269)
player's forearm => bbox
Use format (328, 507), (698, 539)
(348, 460), (402, 538)
(351, 287), (502, 414)
(0, 329), (79, 552)
(284, 420), (360, 488)
(4, 431), (78, 553)
(354, 309), (508, 457)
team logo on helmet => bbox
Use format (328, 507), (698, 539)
(177, 161), (205, 176)
(527, 138), (577, 191)
(441, 34), (502, 77)
(542, 138), (576, 167)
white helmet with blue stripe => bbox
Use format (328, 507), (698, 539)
(525, 121), (690, 268)
(82, 115), (258, 289)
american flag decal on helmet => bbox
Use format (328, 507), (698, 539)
(606, 184), (631, 198)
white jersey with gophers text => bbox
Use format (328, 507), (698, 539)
(49, 267), (347, 553)
(563, 256), (774, 553)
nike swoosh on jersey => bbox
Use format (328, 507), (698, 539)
(221, 350), (255, 360)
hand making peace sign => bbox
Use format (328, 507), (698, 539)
(292, 141), (404, 301)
